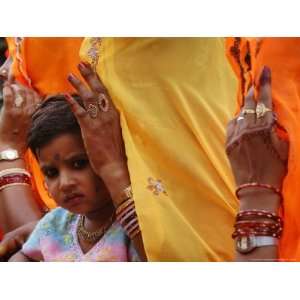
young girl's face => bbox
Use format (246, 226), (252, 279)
(37, 132), (111, 215)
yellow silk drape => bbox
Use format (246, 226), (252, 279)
(80, 38), (238, 261)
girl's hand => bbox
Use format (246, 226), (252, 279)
(0, 221), (37, 261)
(225, 67), (289, 208)
(66, 63), (130, 204)
(0, 81), (41, 156)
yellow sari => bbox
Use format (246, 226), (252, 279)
(80, 38), (238, 261)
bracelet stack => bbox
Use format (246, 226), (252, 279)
(116, 186), (141, 240)
(0, 168), (31, 191)
(232, 209), (283, 239)
(233, 182), (283, 253)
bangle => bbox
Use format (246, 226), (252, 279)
(128, 223), (141, 239)
(116, 197), (141, 239)
(116, 197), (134, 215)
(0, 173), (31, 191)
(0, 168), (31, 178)
(232, 209), (283, 240)
(236, 182), (282, 200)
(237, 209), (282, 224)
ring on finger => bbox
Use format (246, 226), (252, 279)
(241, 108), (256, 116)
(97, 93), (110, 112)
(14, 93), (24, 108)
(256, 102), (272, 119)
(0, 69), (8, 76)
(237, 115), (245, 122)
(35, 102), (42, 110)
(87, 103), (99, 119)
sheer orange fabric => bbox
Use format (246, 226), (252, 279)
(6, 37), (83, 95)
(5, 37), (84, 210)
(226, 37), (300, 261)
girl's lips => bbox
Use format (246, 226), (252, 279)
(64, 194), (84, 207)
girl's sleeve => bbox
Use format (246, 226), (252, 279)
(21, 211), (55, 261)
(128, 241), (141, 262)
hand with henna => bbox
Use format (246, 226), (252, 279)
(226, 66), (289, 212)
(66, 62), (130, 207)
(0, 81), (41, 155)
(226, 66), (289, 261)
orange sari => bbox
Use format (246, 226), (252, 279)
(226, 37), (300, 261)
(6, 37), (84, 210)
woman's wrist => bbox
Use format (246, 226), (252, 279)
(238, 186), (281, 213)
(98, 162), (131, 207)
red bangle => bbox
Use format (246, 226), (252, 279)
(235, 220), (281, 229)
(237, 209), (282, 224)
(236, 182), (282, 200)
(0, 174), (31, 191)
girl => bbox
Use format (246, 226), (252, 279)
(2, 63), (146, 261)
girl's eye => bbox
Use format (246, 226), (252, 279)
(43, 167), (58, 179)
(72, 159), (88, 170)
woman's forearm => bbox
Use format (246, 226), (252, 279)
(0, 159), (42, 233)
(99, 162), (148, 261)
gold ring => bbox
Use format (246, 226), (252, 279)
(97, 93), (110, 112)
(0, 69), (8, 76)
(87, 103), (98, 119)
(256, 103), (272, 119)
(14, 94), (24, 108)
(241, 108), (256, 116)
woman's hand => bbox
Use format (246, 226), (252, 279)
(0, 221), (37, 261)
(66, 63), (130, 205)
(226, 66), (289, 211)
(0, 81), (41, 155)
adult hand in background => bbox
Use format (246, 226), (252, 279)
(66, 62), (130, 206)
(226, 66), (289, 212)
(0, 80), (41, 155)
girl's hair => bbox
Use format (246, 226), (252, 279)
(27, 94), (83, 156)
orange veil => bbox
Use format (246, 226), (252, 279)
(226, 37), (300, 261)
(6, 37), (84, 210)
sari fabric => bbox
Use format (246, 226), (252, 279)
(226, 37), (300, 261)
(5, 37), (84, 210)
(80, 38), (238, 261)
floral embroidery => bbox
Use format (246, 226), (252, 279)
(147, 177), (168, 196)
(63, 234), (72, 245)
(87, 37), (102, 71)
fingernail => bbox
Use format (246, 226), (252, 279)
(64, 93), (72, 101)
(80, 61), (90, 68)
(78, 62), (86, 70)
(259, 66), (271, 85)
(67, 73), (76, 81)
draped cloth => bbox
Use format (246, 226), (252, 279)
(226, 37), (300, 261)
(80, 38), (238, 261)
(5, 37), (84, 210)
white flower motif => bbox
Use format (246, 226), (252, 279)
(147, 177), (167, 196)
